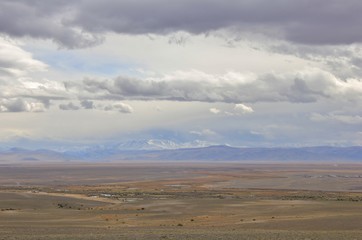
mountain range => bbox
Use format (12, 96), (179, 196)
(0, 140), (361, 163)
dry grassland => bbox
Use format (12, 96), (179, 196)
(1, 162), (362, 239)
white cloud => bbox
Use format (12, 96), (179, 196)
(0, 38), (47, 77)
(104, 102), (134, 113)
(27, 102), (46, 112)
(114, 103), (134, 113)
(209, 108), (221, 114)
(234, 103), (254, 114)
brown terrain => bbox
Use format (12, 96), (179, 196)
(1, 162), (362, 239)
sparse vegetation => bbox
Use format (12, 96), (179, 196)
(1, 163), (362, 239)
(1, 208), (17, 211)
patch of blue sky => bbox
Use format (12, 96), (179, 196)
(32, 49), (143, 78)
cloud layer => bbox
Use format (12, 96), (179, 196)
(0, 38), (47, 76)
(0, 1), (361, 147)
(66, 69), (362, 104)
(2, 0), (362, 48)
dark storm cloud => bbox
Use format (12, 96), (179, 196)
(1, 0), (362, 47)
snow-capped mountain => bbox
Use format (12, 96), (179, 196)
(114, 139), (213, 150)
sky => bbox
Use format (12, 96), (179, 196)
(0, 0), (362, 149)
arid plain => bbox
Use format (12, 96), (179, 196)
(1, 162), (362, 240)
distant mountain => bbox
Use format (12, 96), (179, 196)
(114, 139), (211, 150)
(0, 148), (72, 163)
(52, 139), (211, 160)
(0, 144), (361, 163)
(104, 145), (362, 162)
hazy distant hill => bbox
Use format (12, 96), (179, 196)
(0, 148), (72, 163)
(105, 145), (362, 162)
(0, 145), (361, 162)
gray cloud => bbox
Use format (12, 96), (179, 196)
(65, 69), (362, 104)
(0, 98), (28, 112)
(59, 102), (80, 111)
(59, 100), (133, 113)
(310, 113), (362, 125)
(267, 42), (362, 79)
(167, 32), (191, 45)
(1, 0), (362, 48)
(0, 0), (102, 48)
(72, 0), (362, 45)
(0, 98), (46, 112)
(80, 100), (94, 109)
